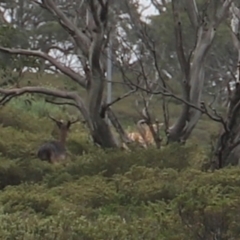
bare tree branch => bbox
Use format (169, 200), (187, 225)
(185, 0), (199, 29)
(214, 0), (234, 28)
(45, 99), (80, 110)
(172, 1), (189, 76)
(131, 82), (225, 124)
(0, 85), (91, 127)
(150, 0), (168, 14)
(33, 0), (90, 56)
(0, 46), (86, 88)
(0, 86), (80, 105)
(106, 88), (137, 109)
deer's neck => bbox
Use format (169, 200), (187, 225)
(59, 132), (67, 145)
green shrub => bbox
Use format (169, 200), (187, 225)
(65, 143), (197, 180)
(0, 126), (43, 158)
(0, 158), (54, 189)
(0, 184), (68, 216)
(52, 175), (118, 209)
(172, 168), (240, 239)
(113, 166), (179, 204)
(9, 96), (62, 118)
(0, 95), (238, 239)
(0, 105), (51, 133)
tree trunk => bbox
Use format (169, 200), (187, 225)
(89, 116), (119, 148)
(77, 101), (119, 148)
(212, 2), (240, 168)
(168, 24), (215, 142)
(167, 0), (233, 143)
(212, 82), (240, 168)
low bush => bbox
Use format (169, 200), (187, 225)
(0, 104), (238, 239)
(0, 168), (240, 239)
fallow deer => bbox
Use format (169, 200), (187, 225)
(126, 120), (164, 148)
(37, 115), (79, 164)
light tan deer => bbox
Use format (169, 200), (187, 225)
(37, 115), (79, 164)
(126, 120), (164, 148)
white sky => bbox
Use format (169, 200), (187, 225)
(139, 0), (158, 17)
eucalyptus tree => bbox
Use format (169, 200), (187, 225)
(117, 0), (235, 142)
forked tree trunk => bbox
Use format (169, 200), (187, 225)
(168, 21), (215, 142)
(85, 46), (119, 147)
(168, 0), (233, 143)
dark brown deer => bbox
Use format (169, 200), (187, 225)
(37, 115), (79, 164)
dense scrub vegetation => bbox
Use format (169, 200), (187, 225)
(0, 95), (238, 239)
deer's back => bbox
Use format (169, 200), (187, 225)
(127, 132), (147, 148)
(37, 140), (66, 163)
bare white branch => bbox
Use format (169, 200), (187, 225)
(0, 46), (86, 88)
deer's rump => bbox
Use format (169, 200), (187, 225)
(37, 141), (66, 162)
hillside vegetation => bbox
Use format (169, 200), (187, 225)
(0, 73), (238, 239)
